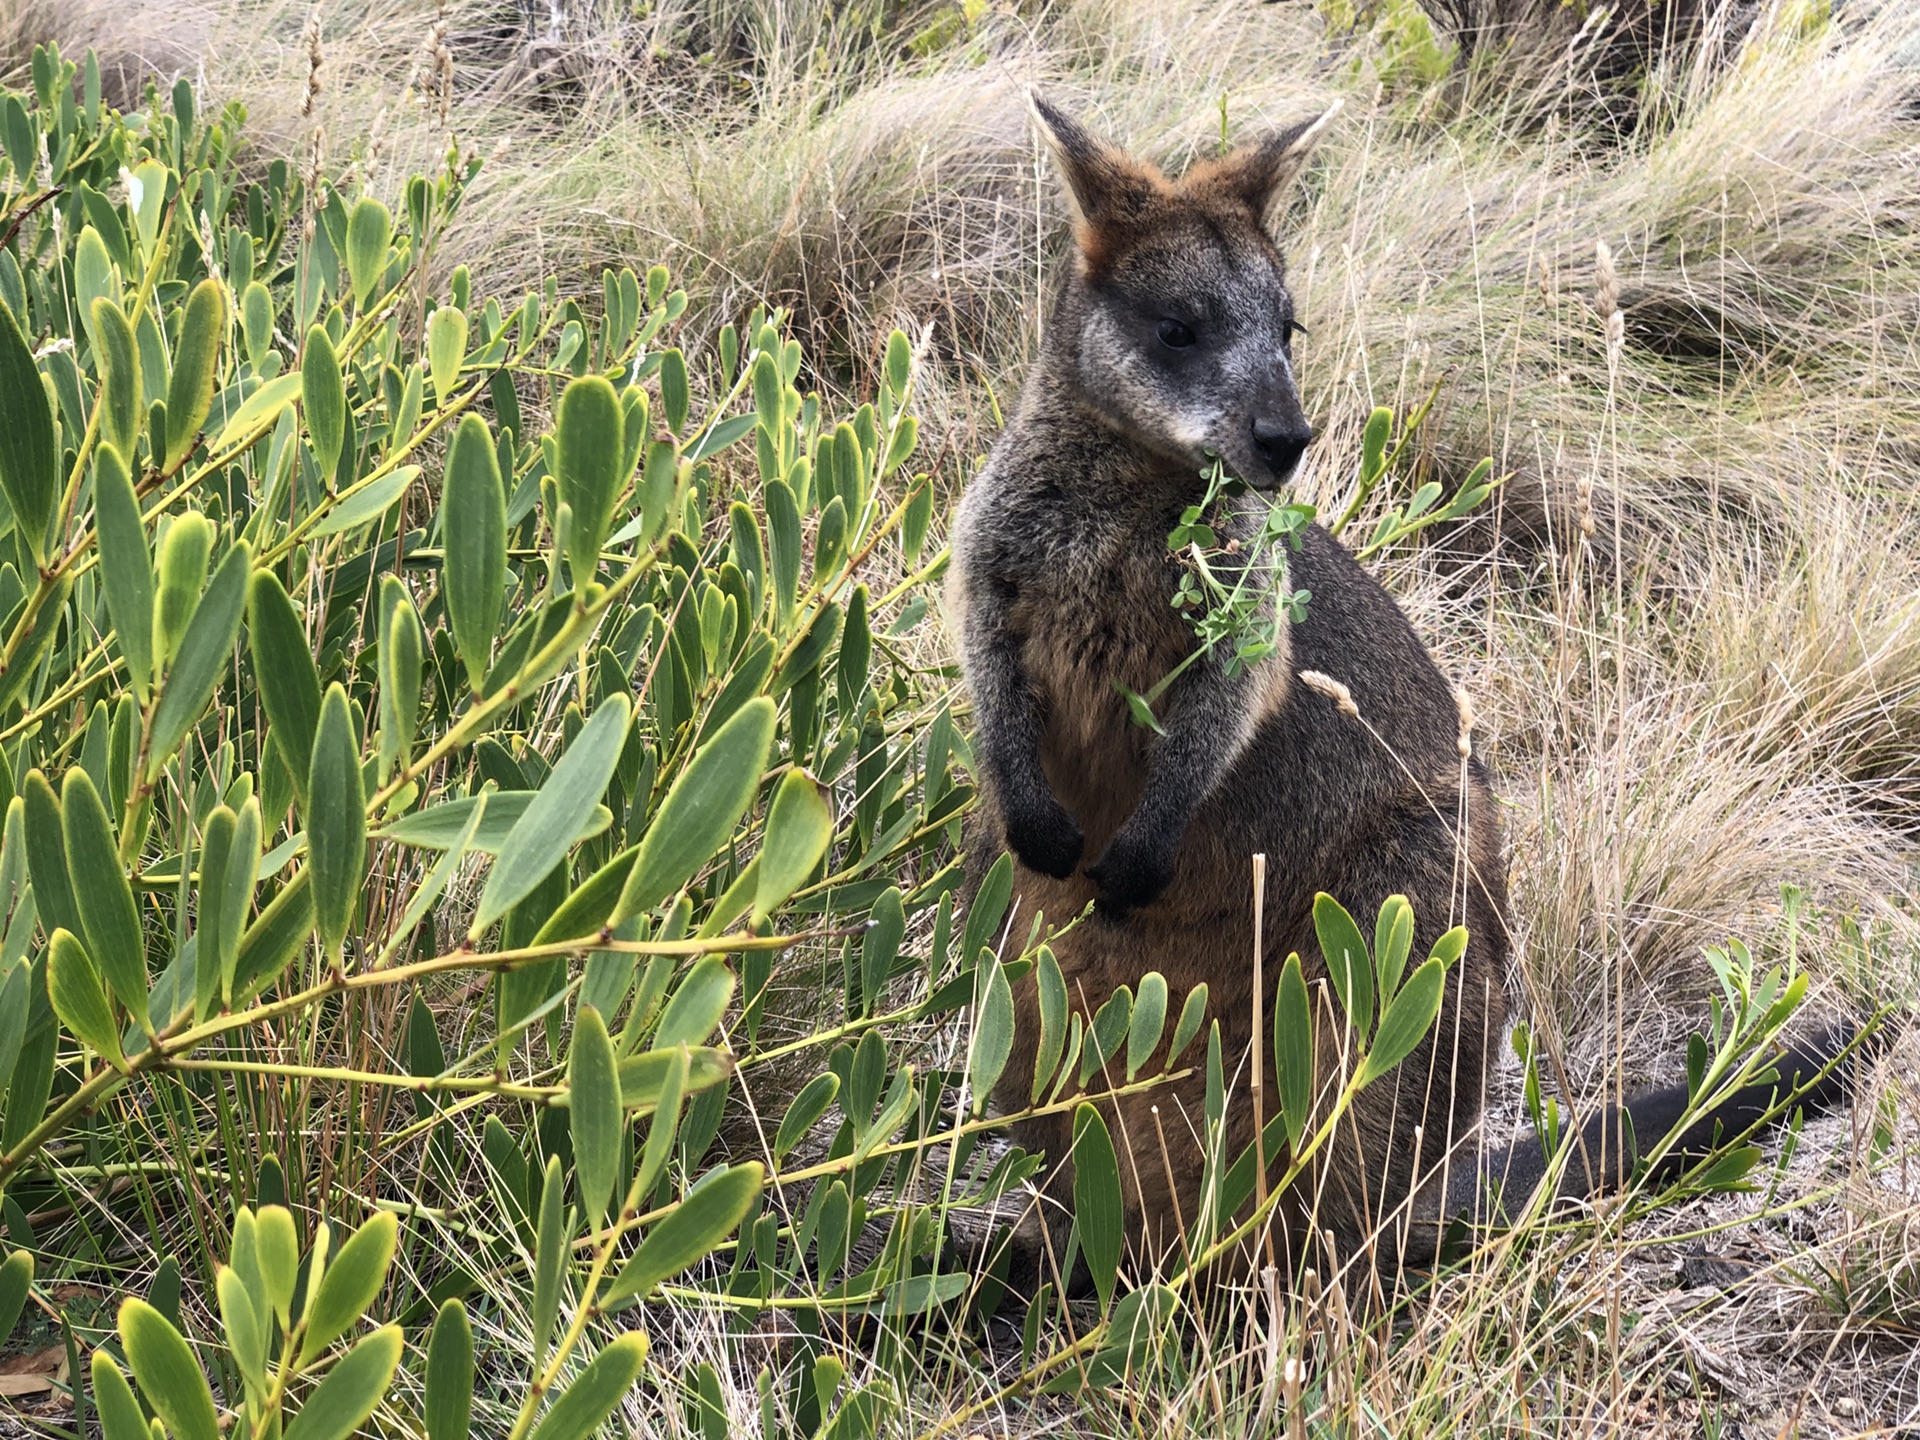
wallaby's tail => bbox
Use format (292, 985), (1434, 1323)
(1444, 1020), (1879, 1235)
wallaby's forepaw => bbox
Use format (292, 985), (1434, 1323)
(1088, 831), (1177, 916)
(1005, 801), (1084, 879)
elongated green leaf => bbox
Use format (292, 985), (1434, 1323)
(284, 1325), (404, 1440)
(652, 955), (733, 1051)
(527, 1333), (650, 1440)
(345, 198), (392, 310)
(247, 569), (321, 805)
(308, 683), (366, 963)
(1374, 894), (1414, 1005)
(92, 297), (142, 461)
(92, 1352), (150, 1440)
(218, 798), (261, 1007)
(152, 513), (213, 668)
(299, 1211), (397, 1363)
(195, 814), (237, 1029)
(773, 1071), (839, 1164)
(1032, 946), (1068, 1105)
(61, 769), (148, 1033)
(211, 371), (301, 455)
(217, 1265), (263, 1385)
(1072, 1104), (1123, 1311)
(425, 1299), (474, 1440)
(753, 769), (831, 925)
(569, 1004), (622, 1231)
(967, 956), (1013, 1117)
(0, 297), (53, 565)
(255, 1204), (298, 1327)
(309, 465), (417, 536)
(1356, 957), (1445, 1089)
(76, 227), (114, 354)
(48, 927), (124, 1068)
(1275, 952), (1313, 1153)
(377, 577), (424, 778)
(0, 1249), (31, 1341)
(531, 1154), (566, 1368)
(1168, 983), (1208, 1067)
(428, 305), (467, 403)
(147, 540), (251, 779)
(1126, 972), (1168, 1081)
(604, 1162), (763, 1304)
(617, 1045), (731, 1111)
(633, 1042), (686, 1201)
(120, 1298), (219, 1440)
(377, 792), (610, 854)
(1314, 892), (1373, 1040)
(471, 694), (630, 936)
(615, 697), (774, 920)
(23, 770), (79, 939)
(92, 442), (154, 706)
(557, 375), (623, 583)
(302, 326), (346, 481)
(241, 281), (276, 371)
(0, 964), (30, 1094)
(164, 278), (227, 471)
(442, 412), (507, 690)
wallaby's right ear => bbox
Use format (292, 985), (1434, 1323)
(1029, 94), (1164, 259)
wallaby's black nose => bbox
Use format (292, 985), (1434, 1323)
(1252, 418), (1312, 477)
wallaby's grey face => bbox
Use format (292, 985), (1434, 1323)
(1033, 97), (1333, 490)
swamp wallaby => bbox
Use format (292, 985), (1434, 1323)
(948, 97), (1863, 1290)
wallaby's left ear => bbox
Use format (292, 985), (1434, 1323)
(1197, 100), (1341, 235)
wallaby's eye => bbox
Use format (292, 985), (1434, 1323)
(1156, 318), (1196, 350)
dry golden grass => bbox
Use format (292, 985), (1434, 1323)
(10, 0), (1920, 1432)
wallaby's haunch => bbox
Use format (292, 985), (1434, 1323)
(949, 97), (1861, 1289)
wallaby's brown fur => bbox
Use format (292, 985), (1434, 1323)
(949, 97), (1508, 1284)
(949, 98), (1867, 1294)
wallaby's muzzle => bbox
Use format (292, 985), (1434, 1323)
(1249, 416), (1313, 488)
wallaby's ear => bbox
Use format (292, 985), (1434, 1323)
(1194, 100), (1341, 236)
(1029, 93), (1165, 258)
